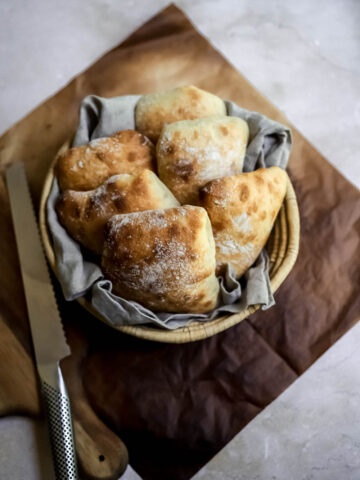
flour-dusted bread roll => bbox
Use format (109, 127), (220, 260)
(199, 167), (288, 278)
(135, 85), (227, 143)
(157, 115), (249, 205)
(55, 130), (156, 191)
(101, 206), (220, 313)
(55, 169), (179, 254)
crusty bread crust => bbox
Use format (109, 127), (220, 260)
(199, 167), (287, 277)
(135, 85), (226, 143)
(55, 169), (179, 254)
(52, 87), (289, 316)
(157, 115), (249, 204)
(101, 206), (220, 313)
(55, 130), (156, 191)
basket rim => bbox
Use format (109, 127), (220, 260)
(39, 151), (300, 344)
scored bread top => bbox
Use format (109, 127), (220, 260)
(135, 85), (226, 143)
(55, 130), (156, 191)
(101, 205), (220, 313)
(157, 115), (249, 205)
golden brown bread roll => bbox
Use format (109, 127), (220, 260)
(101, 206), (220, 313)
(135, 85), (227, 142)
(199, 166), (288, 278)
(55, 169), (180, 254)
(55, 130), (156, 191)
(156, 115), (249, 205)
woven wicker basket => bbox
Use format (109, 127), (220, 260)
(40, 148), (300, 343)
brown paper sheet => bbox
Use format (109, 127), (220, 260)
(0, 5), (359, 480)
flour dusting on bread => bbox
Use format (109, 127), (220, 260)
(55, 130), (156, 191)
(157, 115), (249, 204)
(55, 170), (179, 254)
(102, 206), (219, 313)
(199, 167), (287, 277)
(53, 85), (288, 317)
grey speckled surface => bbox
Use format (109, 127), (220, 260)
(0, 1), (359, 479)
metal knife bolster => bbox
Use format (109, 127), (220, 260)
(40, 363), (78, 480)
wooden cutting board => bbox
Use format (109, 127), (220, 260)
(1, 5), (359, 480)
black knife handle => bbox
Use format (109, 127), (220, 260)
(41, 368), (78, 479)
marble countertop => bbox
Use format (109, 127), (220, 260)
(0, 1), (359, 479)
(193, 321), (360, 480)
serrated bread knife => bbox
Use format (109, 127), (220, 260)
(6, 162), (78, 479)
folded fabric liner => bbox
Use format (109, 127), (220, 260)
(47, 94), (292, 329)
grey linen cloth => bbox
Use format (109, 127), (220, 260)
(47, 95), (292, 330)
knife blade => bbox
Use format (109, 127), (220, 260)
(6, 161), (78, 480)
